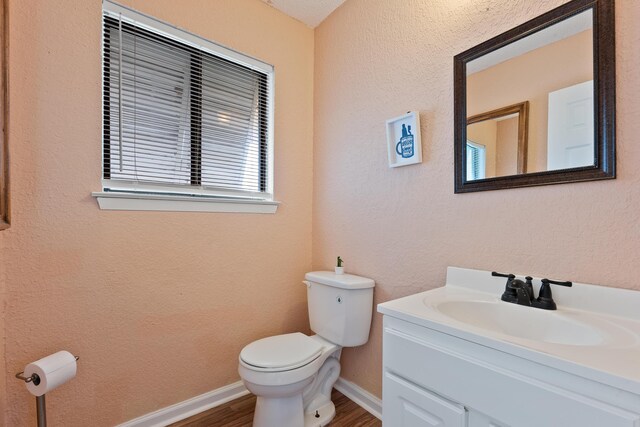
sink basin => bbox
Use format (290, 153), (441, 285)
(433, 299), (612, 346)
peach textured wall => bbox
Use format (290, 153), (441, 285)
(467, 30), (593, 173)
(314, 0), (640, 398)
(496, 117), (518, 177)
(1, 0), (313, 425)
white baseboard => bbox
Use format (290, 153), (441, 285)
(117, 376), (381, 426)
(334, 377), (382, 420)
(117, 381), (249, 427)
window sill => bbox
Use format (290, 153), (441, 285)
(92, 192), (279, 214)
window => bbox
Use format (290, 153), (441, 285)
(466, 141), (486, 180)
(96, 1), (276, 213)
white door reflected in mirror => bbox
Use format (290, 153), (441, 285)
(547, 80), (595, 171)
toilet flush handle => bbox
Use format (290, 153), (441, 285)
(302, 280), (311, 288)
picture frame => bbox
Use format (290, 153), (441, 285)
(386, 111), (422, 168)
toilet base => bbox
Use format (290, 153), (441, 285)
(239, 338), (343, 427)
(253, 393), (304, 427)
(303, 401), (336, 427)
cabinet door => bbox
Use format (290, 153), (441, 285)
(384, 371), (466, 427)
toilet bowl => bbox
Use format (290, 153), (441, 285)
(238, 271), (375, 427)
(239, 333), (340, 427)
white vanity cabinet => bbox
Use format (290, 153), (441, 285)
(381, 316), (640, 427)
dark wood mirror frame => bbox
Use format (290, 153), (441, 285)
(467, 101), (530, 175)
(454, 0), (615, 193)
(0, 0), (8, 230)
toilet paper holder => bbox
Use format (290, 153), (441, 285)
(15, 356), (80, 384)
(15, 355), (79, 427)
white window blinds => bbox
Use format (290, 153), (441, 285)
(466, 141), (486, 180)
(102, 4), (274, 200)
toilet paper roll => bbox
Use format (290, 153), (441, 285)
(23, 350), (77, 396)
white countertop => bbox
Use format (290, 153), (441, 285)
(378, 267), (640, 396)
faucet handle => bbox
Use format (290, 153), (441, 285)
(542, 278), (573, 287)
(539, 278), (572, 299)
(494, 272), (519, 303)
(492, 271), (515, 279)
(534, 278), (572, 310)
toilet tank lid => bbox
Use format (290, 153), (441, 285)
(305, 271), (375, 289)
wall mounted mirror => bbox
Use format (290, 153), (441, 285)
(454, 0), (615, 193)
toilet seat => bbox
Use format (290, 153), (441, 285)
(239, 334), (339, 388)
(240, 332), (323, 372)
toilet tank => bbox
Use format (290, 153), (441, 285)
(304, 271), (375, 347)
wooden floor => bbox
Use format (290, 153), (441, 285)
(169, 389), (381, 427)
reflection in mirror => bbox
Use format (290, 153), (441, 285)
(467, 102), (529, 179)
(454, 0), (615, 193)
(466, 9), (593, 180)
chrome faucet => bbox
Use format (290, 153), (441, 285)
(491, 271), (572, 310)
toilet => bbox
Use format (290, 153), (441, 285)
(238, 271), (375, 427)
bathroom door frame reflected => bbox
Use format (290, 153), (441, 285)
(467, 101), (529, 177)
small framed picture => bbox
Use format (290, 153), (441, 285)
(386, 111), (422, 168)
